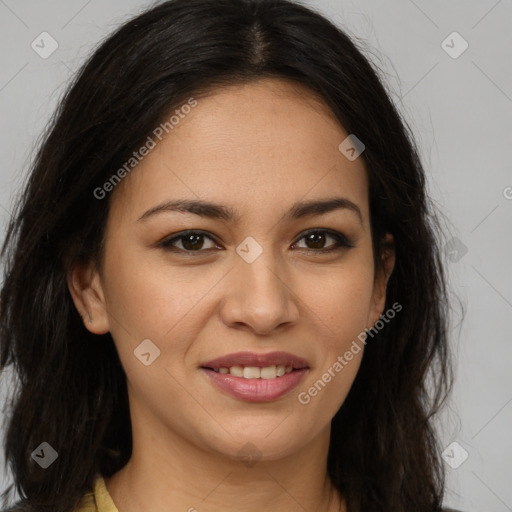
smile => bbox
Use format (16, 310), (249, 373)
(210, 365), (294, 379)
(200, 351), (310, 402)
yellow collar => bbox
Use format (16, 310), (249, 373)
(76, 473), (119, 512)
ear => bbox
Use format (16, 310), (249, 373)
(368, 233), (396, 329)
(67, 261), (110, 334)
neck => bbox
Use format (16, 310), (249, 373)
(104, 401), (345, 512)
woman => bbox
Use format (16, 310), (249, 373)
(0, 0), (460, 510)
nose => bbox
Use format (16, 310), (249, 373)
(219, 249), (300, 336)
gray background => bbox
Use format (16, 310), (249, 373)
(0, 1), (511, 510)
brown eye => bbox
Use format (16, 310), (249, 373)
(158, 228), (354, 256)
(159, 231), (218, 253)
(179, 233), (207, 251)
(293, 229), (354, 253)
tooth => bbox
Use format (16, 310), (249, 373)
(243, 366), (261, 379)
(260, 365), (277, 379)
(221, 365), (294, 378)
(230, 366), (244, 377)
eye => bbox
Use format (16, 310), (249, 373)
(158, 230), (219, 254)
(292, 229), (354, 254)
(158, 228), (354, 256)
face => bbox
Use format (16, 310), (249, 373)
(69, 78), (394, 463)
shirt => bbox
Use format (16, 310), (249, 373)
(74, 473), (118, 512)
(2, 477), (466, 512)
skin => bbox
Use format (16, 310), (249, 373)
(68, 78), (395, 512)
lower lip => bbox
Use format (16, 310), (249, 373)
(201, 368), (308, 402)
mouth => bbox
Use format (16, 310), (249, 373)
(203, 365), (297, 379)
(200, 351), (310, 402)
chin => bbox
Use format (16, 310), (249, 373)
(202, 423), (315, 464)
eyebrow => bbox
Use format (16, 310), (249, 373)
(137, 197), (363, 225)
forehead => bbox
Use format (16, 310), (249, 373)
(109, 78), (369, 226)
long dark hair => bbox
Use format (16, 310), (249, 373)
(0, 0), (454, 510)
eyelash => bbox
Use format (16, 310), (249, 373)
(157, 229), (355, 256)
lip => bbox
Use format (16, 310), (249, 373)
(201, 351), (310, 370)
(200, 351), (310, 403)
(201, 367), (309, 402)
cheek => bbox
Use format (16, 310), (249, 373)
(297, 349), (363, 432)
(298, 261), (375, 341)
(101, 246), (229, 383)
(103, 245), (212, 335)
(295, 266), (371, 420)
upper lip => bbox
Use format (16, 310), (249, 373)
(201, 351), (310, 370)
